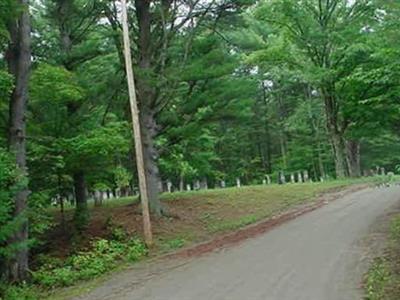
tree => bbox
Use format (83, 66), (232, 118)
(5, 0), (31, 281)
(0, 148), (27, 280)
(254, 0), (376, 177)
(103, 0), (254, 214)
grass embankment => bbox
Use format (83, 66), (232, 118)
(1, 177), (387, 300)
(365, 214), (400, 300)
(66, 178), (378, 255)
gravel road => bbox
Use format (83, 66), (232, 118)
(74, 185), (400, 300)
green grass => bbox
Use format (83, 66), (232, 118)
(207, 214), (258, 233)
(365, 214), (400, 300)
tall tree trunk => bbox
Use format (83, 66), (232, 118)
(140, 109), (164, 215)
(331, 132), (347, 178)
(317, 143), (326, 178)
(135, 0), (164, 215)
(55, 0), (90, 226)
(279, 134), (288, 169)
(322, 88), (347, 178)
(73, 171), (88, 231)
(5, 0), (31, 282)
(345, 140), (361, 178)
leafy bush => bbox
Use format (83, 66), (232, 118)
(28, 192), (55, 247)
(0, 148), (27, 278)
(0, 283), (37, 300)
(32, 238), (147, 288)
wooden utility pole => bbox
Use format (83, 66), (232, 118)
(121, 0), (153, 245)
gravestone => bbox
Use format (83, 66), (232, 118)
(303, 170), (309, 182)
(167, 180), (172, 193)
(194, 180), (201, 190)
(278, 171), (286, 184)
(290, 173), (295, 183)
(297, 172), (303, 183)
(236, 178), (241, 188)
(200, 178), (208, 190)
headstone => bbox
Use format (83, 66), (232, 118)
(220, 180), (226, 188)
(186, 184), (191, 191)
(200, 178), (208, 190)
(381, 167), (386, 176)
(388, 171), (394, 180)
(297, 172), (303, 183)
(236, 178), (241, 188)
(167, 180), (172, 193)
(94, 190), (102, 206)
(290, 173), (295, 183)
(194, 180), (201, 190)
(303, 170), (309, 182)
(279, 171), (286, 184)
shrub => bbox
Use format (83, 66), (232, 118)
(0, 283), (38, 300)
(0, 148), (28, 278)
(32, 238), (147, 288)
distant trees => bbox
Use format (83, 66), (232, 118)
(252, 0), (400, 178)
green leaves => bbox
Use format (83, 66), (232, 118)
(0, 148), (28, 261)
(32, 238), (148, 288)
(30, 64), (84, 106)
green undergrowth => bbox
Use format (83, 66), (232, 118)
(0, 237), (147, 300)
(365, 215), (400, 300)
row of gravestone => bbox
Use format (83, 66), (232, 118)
(88, 166), (390, 202)
(161, 170), (319, 193)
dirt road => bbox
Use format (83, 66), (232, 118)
(74, 186), (400, 300)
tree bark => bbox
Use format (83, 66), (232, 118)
(140, 109), (164, 214)
(322, 88), (347, 178)
(5, 0), (31, 282)
(73, 171), (88, 231)
(330, 132), (347, 178)
(135, 0), (164, 215)
(345, 140), (361, 178)
(317, 143), (326, 178)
